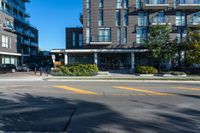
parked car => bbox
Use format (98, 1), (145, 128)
(17, 64), (30, 72)
(0, 64), (17, 73)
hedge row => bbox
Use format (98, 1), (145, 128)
(51, 64), (99, 76)
(136, 66), (158, 74)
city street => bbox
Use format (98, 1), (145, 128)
(0, 80), (200, 133)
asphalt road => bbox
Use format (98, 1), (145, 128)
(0, 81), (200, 133)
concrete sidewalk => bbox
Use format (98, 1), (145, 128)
(1, 72), (200, 82)
(0, 72), (48, 81)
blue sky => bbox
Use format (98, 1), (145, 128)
(27, 0), (82, 50)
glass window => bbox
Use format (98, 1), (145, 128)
(116, 10), (121, 26)
(153, 10), (165, 23)
(136, 27), (146, 44)
(4, 56), (10, 64)
(124, 27), (127, 45)
(124, 10), (129, 26)
(11, 57), (15, 65)
(86, 28), (90, 44)
(87, 10), (91, 27)
(99, 28), (111, 42)
(86, 0), (91, 9)
(116, 0), (122, 8)
(136, 0), (142, 9)
(176, 11), (186, 26)
(99, 9), (104, 26)
(124, 0), (129, 8)
(72, 32), (76, 47)
(99, 0), (103, 8)
(138, 12), (148, 26)
(190, 11), (200, 24)
(177, 28), (187, 43)
(2, 35), (9, 48)
(117, 28), (121, 45)
(79, 34), (83, 47)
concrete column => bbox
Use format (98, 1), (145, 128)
(94, 53), (98, 65)
(131, 52), (135, 72)
(64, 53), (68, 65)
(3, 2), (6, 10)
(0, 0), (2, 9)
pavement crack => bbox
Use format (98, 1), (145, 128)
(62, 107), (77, 132)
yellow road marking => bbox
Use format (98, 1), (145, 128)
(54, 86), (99, 95)
(113, 86), (171, 96)
(174, 87), (200, 91)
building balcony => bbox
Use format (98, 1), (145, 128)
(3, 23), (14, 31)
(0, 7), (31, 26)
(188, 18), (200, 27)
(23, 40), (30, 45)
(24, 30), (31, 36)
(135, 2), (143, 10)
(30, 33), (35, 38)
(31, 42), (38, 47)
(90, 36), (112, 45)
(137, 21), (149, 27)
(176, 0), (200, 10)
(150, 17), (171, 25)
(143, 0), (169, 10)
(24, 12), (30, 18)
(30, 51), (38, 55)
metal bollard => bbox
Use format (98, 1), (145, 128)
(40, 66), (42, 76)
(34, 67), (37, 75)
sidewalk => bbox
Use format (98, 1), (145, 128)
(0, 72), (47, 81)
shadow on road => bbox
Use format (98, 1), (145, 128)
(0, 93), (200, 132)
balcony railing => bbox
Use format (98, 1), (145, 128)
(150, 17), (169, 25)
(176, 0), (200, 5)
(143, 0), (169, 10)
(176, 0), (200, 9)
(138, 20), (149, 26)
(89, 35), (112, 45)
(136, 2), (143, 10)
(92, 35), (111, 42)
(145, 0), (168, 4)
(31, 42), (38, 47)
(188, 18), (200, 27)
(23, 40), (30, 45)
(3, 23), (14, 30)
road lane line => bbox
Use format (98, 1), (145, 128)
(54, 86), (99, 95)
(113, 86), (171, 96)
(174, 87), (200, 91)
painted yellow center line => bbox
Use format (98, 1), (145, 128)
(174, 87), (200, 91)
(113, 86), (171, 96)
(54, 86), (99, 95)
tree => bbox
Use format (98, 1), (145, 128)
(145, 25), (178, 71)
(186, 25), (200, 65)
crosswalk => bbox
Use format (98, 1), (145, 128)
(53, 85), (200, 97)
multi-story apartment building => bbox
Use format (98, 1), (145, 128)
(0, 0), (38, 66)
(52, 0), (200, 71)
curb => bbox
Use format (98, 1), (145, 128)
(44, 78), (200, 83)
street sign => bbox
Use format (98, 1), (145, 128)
(52, 55), (56, 62)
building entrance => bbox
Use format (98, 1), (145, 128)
(99, 53), (131, 70)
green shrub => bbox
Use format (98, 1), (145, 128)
(160, 71), (186, 76)
(51, 64), (99, 76)
(136, 66), (158, 74)
(51, 68), (65, 76)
